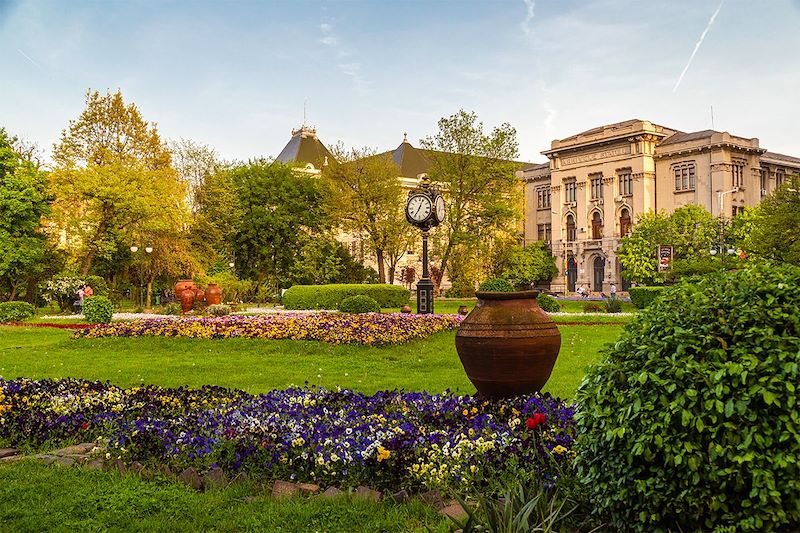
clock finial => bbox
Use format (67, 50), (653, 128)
(403, 132), (408, 143)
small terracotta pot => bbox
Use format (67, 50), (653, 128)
(205, 284), (222, 305)
(400, 305), (412, 313)
(455, 290), (561, 397)
(179, 290), (195, 314)
(194, 288), (206, 302)
(458, 305), (469, 316)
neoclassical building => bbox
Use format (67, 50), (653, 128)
(522, 119), (800, 294)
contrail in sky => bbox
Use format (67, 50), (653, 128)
(672, 0), (726, 93)
(17, 49), (45, 73)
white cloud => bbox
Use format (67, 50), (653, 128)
(521, 0), (536, 38)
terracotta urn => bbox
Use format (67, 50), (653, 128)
(205, 284), (222, 305)
(400, 304), (412, 314)
(174, 279), (195, 299)
(179, 289), (195, 314)
(194, 288), (206, 303)
(455, 290), (561, 398)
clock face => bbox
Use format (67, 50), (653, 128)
(407, 195), (432, 222)
(435, 195), (445, 223)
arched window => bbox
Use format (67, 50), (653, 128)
(620, 208), (632, 236)
(591, 212), (603, 239)
(566, 214), (576, 242)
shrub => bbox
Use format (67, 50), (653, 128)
(627, 286), (665, 309)
(536, 293), (560, 312)
(574, 264), (800, 532)
(339, 295), (380, 314)
(0, 301), (36, 322)
(42, 275), (85, 312)
(478, 278), (514, 292)
(602, 295), (622, 313)
(207, 304), (231, 317)
(83, 296), (114, 324)
(282, 284), (409, 310)
(583, 303), (603, 313)
(84, 275), (109, 297)
(162, 303), (181, 316)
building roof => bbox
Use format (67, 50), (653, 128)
(564, 119), (643, 141)
(390, 134), (430, 177)
(659, 130), (717, 146)
(276, 126), (335, 168)
(762, 151), (800, 167)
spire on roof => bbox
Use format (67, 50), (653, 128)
(403, 132), (408, 143)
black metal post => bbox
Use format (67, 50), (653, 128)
(416, 230), (434, 314)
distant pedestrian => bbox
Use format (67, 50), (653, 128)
(610, 283), (617, 297)
(84, 284), (94, 298)
(74, 286), (85, 314)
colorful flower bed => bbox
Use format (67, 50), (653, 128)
(0, 378), (575, 492)
(78, 313), (464, 346)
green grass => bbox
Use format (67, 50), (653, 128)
(0, 324), (622, 399)
(0, 460), (449, 532)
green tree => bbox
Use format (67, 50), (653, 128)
(743, 176), (800, 265)
(0, 128), (52, 300)
(420, 110), (521, 293)
(229, 160), (329, 290)
(49, 90), (186, 276)
(322, 145), (416, 284)
(499, 242), (559, 290)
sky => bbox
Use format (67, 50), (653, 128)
(2, 0), (800, 165)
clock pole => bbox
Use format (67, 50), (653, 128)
(416, 230), (434, 314)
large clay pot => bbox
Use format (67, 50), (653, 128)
(174, 279), (196, 299)
(194, 288), (206, 303)
(205, 284), (222, 305)
(455, 290), (561, 398)
(179, 289), (195, 314)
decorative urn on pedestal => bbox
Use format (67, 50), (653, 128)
(455, 289), (561, 398)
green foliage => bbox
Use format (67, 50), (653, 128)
(536, 293), (560, 312)
(338, 295), (381, 314)
(478, 278), (514, 292)
(582, 303), (603, 313)
(602, 295), (622, 313)
(83, 295), (114, 323)
(744, 176), (800, 265)
(574, 263), (800, 532)
(282, 284), (410, 310)
(0, 301), (36, 322)
(42, 275), (85, 311)
(199, 272), (255, 303)
(162, 302), (181, 316)
(627, 286), (665, 309)
(499, 242), (559, 290)
(288, 236), (377, 286)
(207, 304), (231, 317)
(83, 275), (108, 297)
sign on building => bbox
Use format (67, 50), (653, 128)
(657, 245), (673, 272)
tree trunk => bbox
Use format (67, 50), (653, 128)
(146, 278), (153, 313)
(387, 264), (396, 285)
(9, 282), (19, 301)
(434, 242), (454, 295)
(376, 249), (386, 283)
(80, 248), (96, 276)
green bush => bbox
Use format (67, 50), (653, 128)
(0, 301), (36, 322)
(84, 275), (109, 297)
(603, 295), (622, 313)
(478, 278), (514, 292)
(338, 295), (380, 314)
(627, 286), (665, 309)
(207, 304), (231, 317)
(282, 284), (409, 310)
(162, 303), (181, 316)
(83, 296), (114, 324)
(536, 293), (560, 312)
(574, 264), (800, 532)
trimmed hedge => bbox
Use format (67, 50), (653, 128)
(0, 301), (36, 322)
(628, 286), (665, 309)
(536, 293), (560, 312)
(575, 264), (800, 532)
(83, 296), (114, 324)
(282, 284), (410, 310)
(478, 278), (514, 292)
(339, 295), (381, 314)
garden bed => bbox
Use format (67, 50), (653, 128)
(77, 313), (464, 346)
(0, 377), (575, 494)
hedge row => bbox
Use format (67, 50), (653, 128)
(282, 284), (410, 310)
(628, 286), (666, 309)
(0, 301), (36, 322)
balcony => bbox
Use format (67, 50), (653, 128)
(584, 239), (602, 249)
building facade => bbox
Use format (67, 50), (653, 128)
(522, 119), (800, 294)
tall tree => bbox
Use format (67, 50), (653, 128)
(0, 128), (52, 300)
(230, 160), (329, 290)
(743, 175), (800, 265)
(49, 90), (186, 275)
(322, 145), (416, 283)
(420, 110), (521, 293)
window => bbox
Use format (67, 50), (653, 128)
(591, 212), (603, 239)
(732, 205), (745, 217)
(620, 208), (632, 236)
(590, 174), (603, 200)
(674, 163), (696, 191)
(565, 181), (577, 203)
(537, 223), (552, 242)
(536, 187), (551, 209)
(618, 172), (632, 196)
(776, 170), (785, 187)
(732, 163), (744, 188)
(760, 169), (768, 197)
(566, 215), (576, 242)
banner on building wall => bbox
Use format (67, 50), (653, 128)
(657, 245), (673, 272)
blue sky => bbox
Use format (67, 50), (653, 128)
(2, 0), (800, 164)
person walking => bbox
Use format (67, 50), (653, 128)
(610, 283), (617, 297)
(74, 286), (85, 314)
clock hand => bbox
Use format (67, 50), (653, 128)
(414, 204), (422, 216)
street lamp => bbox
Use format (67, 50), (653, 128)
(130, 245), (154, 312)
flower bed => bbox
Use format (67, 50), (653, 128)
(78, 313), (464, 346)
(0, 378), (575, 492)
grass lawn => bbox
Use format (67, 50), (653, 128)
(0, 460), (449, 533)
(0, 324), (622, 399)
(388, 298), (636, 321)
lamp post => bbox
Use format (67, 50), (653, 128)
(130, 245), (154, 312)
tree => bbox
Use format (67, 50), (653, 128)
(420, 110), (521, 293)
(322, 145), (416, 284)
(499, 242), (559, 290)
(0, 128), (52, 301)
(229, 160), (329, 290)
(49, 90), (186, 275)
(743, 176), (800, 265)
